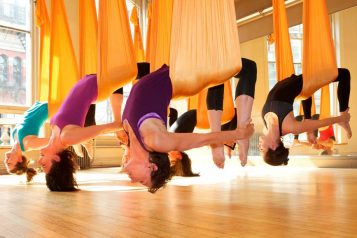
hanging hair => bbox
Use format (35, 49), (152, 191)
(148, 151), (173, 193)
(9, 155), (37, 182)
(45, 148), (79, 191)
(263, 142), (289, 166)
(170, 152), (199, 177)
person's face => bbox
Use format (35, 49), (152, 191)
(122, 155), (157, 188)
(258, 135), (280, 154)
(38, 147), (60, 174)
(4, 151), (22, 172)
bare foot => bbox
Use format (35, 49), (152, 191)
(72, 144), (84, 157)
(237, 139), (249, 167)
(82, 139), (95, 160)
(210, 144), (225, 168)
(224, 145), (232, 159)
(338, 110), (352, 139)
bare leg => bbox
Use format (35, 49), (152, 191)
(338, 109), (352, 139)
(236, 95), (254, 166)
(110, 93), (123, 123)
(207, 109), (225, 168)
(82, 139), (95, 160)
(110, 93), (124, 139)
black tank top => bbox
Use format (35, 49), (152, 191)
(262, 74), (303, 136)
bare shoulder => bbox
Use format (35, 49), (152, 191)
(264, 112), (278, 124)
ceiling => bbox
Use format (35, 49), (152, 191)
(234, 0), (357, 43)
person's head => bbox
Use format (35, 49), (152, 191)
(258, 134), (281, 154)
(261, 141), (289, 166)
(169, 151), (199, 177)
(39, 148), (79, 191)
(4, 153), (37, 182)
(122, 151), (172, 193)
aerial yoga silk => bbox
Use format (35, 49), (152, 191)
(48, 0), (79, 117)
(272, 0), (295, 81)
(145, 3), (152, 62)
(35, 0), (51, 102)
(301, 0), (338, 99)
(148, 0), (173, 71)
(272, 0), (319, 117)
(79, 0), (97, 77)
(170, 0), (241, 98)
(97, 0), (137, 102)
(130, 6), (145, 62)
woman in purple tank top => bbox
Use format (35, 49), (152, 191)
(119, 64), (254, 193)
(38, 74), (121, 191)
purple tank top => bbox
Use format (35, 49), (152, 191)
(122, 64), (173, 151)
(50, 74), (98, 130)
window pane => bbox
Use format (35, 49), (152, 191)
(0, 0), (31, 31)
(0, 28), (31, 106)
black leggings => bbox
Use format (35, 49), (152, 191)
(301, 68), (350, 119)
(172, 58), (257, 133)
(206, 58), (257, 110)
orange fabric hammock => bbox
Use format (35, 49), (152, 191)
(170, 0), (241, 99)
(145, 3), (152, 62)
(301, 0), (338, 99)
(130, 6), (145, 62)
(48, 0), (79, 117)
(35, 0), (51, 103)
(97, 0), (137, 102)
(272, 0), (295, 81)
(148, 0), (173, 72)
(79, 0), (97, 78)
(188, 81), (235, 129)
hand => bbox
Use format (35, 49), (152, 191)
(236, 123), (254, 140)
(339, 109), (350, 123)
(307, 131), (317, 144)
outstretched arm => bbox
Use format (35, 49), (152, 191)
(23, 136), (50, 151)
(142, 122), (254, 153)
(61, 122), (122, 146)
(286, 112), (350, 135)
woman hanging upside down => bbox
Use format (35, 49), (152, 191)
(120, 64), (254, 193)
(259, 68), (352, 166)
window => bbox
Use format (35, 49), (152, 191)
(0, 0), (32, 108)
(0, 0), (32, 147)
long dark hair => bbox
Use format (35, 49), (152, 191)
(263, 142), (289, 166)
(170, 152), (199, 177)
(9, 155), (37, 182)
(148, 151), (173, 193)
(45, 148), (79, 191)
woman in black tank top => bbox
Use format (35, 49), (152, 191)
(259, 68), (352, 166)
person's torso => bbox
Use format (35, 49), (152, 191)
(50, 74), (98, 130)
(122, 65), (172, 150)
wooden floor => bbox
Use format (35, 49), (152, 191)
(1, 151), (357, 238)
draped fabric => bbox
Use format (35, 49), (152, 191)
(36, 0), (51, 102)
(148, 0), (173, 72)
(48, 0), (79, 117)
(188, 81), (235, 129)
(97, 0), (137, 102)
(130, 6), (145, 62)
(170, 0), (241, 99)
(301, 0), (338, 99)
(319, 85), (331, 120)
(272, 0), (295, 81)
(79, 0), (98, 78)
(145, 3), (152, 62)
